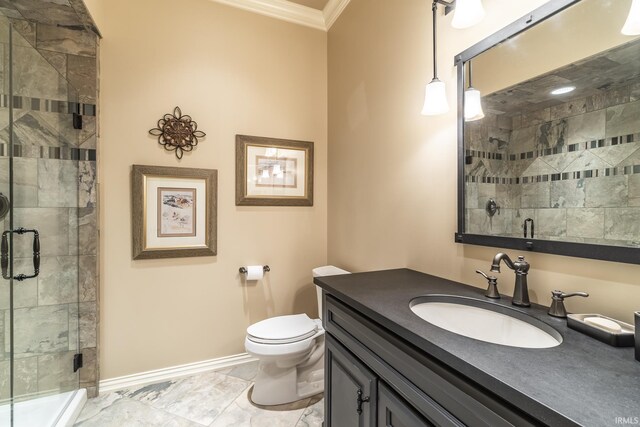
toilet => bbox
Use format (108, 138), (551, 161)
(245, 265), (350, 406)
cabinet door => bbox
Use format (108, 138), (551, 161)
(326, 335), (377, 427)
(378, 383), (434, 427)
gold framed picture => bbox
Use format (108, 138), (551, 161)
(236, 135), (314, 206)
(132, 165), (217, 260)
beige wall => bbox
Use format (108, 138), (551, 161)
(328, 0), (640, 323)
(94, 0), (327, 379)
(82, 0), (103, 31)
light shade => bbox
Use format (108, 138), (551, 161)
(452, 0), (485, 29)
(622, 0), (640, 35)
(464, 87), (485, 121)
(421, 79), (449, 116)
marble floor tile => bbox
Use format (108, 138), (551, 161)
(76, 368), (325, 427)
(210, 387), (310, 427)
(223, 360), (259, 381)
(75, 398), (201, 427)
(296, 398), (324, 427)
(75, 390), (126, 423)
(125, 371), (249, 425)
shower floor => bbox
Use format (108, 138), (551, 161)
(0, 389), (86, 427)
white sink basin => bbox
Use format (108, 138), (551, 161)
(410, 295), (562, 349)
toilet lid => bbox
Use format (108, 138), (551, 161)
(247, 314), (318, 344)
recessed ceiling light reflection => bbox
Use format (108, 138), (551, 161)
(551, 86), (576, 95)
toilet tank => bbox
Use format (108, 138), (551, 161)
(313, 265), (350, 320)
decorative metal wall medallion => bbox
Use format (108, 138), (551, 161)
(149, 107), (206, 159)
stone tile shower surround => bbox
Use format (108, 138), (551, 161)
(0, 0), (99, 399)
(465, 81), (640, 246)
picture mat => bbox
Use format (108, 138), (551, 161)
(246, 146), (306, 197)
(146, 177), (206, 249)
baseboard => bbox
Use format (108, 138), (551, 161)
(99, 353), (257, 394)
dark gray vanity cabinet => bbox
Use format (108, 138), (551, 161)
(326, 335), (377, 427)
(326, 335), (433, 427)
(378, 383), (435, 427)
(323, 294), (544, 427)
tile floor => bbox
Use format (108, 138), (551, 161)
(75, 361), (324, 427)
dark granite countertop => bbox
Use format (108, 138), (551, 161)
(314, 268), (640, 427)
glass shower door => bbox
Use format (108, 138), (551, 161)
(0, 15), (81, 427)
(0, 13), (12, 427)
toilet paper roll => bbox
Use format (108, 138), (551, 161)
(246, 265), (264, 281)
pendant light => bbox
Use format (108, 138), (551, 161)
(422, 2), (449, 116)
(622, 0), (640, 35)
(452, 0), (485, 29)
(464, 60), (484, 121)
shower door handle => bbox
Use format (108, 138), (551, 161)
(1, 228), (40, 281)
(1, 232), (8, 279)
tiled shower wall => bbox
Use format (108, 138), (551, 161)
(465, 81), (640, 246)
(0, 1), (99, 399)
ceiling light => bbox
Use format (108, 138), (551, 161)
(422, 79), (449, 115)
(422, 2), (450, 116)
(550, 86), (576, 95)
(464, 60), (484, 122)
(452, 0), (485, 29)
(622, 0), (640, 35)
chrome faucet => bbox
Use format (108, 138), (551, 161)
(490, 253), (530, 307)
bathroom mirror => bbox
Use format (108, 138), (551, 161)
(455, 0), (640, 264)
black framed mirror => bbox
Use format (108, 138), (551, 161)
(455, 0), (640, 264)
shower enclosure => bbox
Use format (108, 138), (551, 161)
(0, 13), (86, 427)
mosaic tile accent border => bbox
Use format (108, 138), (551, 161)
(465, 164), (640, 184)
(0, 143), (96, 161)
(465, 133), (639, 162)
(0, 94), (96, 116)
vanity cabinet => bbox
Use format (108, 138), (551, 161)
(378, 383), (436, 427)
(323, 294), (545, 427)
(326, 336), (376, 427)
(326, 336), (434, 427)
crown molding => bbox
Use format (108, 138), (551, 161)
(208, 0), (351, 31)
(324, 0), (350, 29)
(210, 0), (325, 30)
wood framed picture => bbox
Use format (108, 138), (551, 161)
(132, 165), (217, 260)
(236, 135), (314, 206)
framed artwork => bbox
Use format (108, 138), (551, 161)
(236, 135), (314, 206)
(132, 165), (217, 260)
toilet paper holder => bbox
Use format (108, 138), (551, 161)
(239, 265), (270, 274)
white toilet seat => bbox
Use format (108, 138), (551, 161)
(245, 323), (324, 357)
(247, 314), (318, 343)
(248, 329), (318, 345)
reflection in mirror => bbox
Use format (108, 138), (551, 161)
(463, 0), (640, 249)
